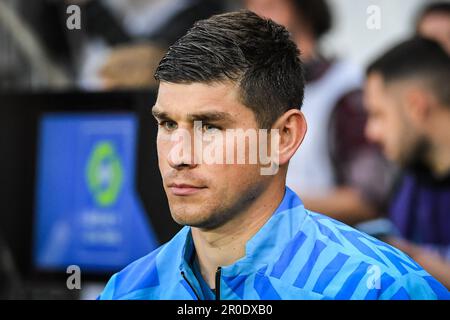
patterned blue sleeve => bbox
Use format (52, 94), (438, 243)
(98, 274), (117, 300)
(381, 273), (450, 300)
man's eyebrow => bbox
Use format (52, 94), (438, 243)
(187, 111), (234, 123)
(151, 107), (170, 120)
(152, 107), (234, 123)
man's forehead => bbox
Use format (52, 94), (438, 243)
(157, 81), (239, 102)
(363, 75), (389, 111)
(365, 76), (410, 113)
(367, 72), (416, 95)
(153, 81), (249, 119)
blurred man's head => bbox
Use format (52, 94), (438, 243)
(364, 37), (450, 170)
(416, 2), (450, 54)
(153, 11), (306, 229)
(244, 0), (331, 61)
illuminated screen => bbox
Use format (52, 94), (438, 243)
(34, 113), (158, 272)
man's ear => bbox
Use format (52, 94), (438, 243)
(271, 109), (307, 166)
(404, 86), (431, 125)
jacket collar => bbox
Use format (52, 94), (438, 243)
(178, 186), (305, 278)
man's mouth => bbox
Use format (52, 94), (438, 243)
(167, 183), (207, 196)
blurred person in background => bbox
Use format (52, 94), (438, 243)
(0, 0), (134, 90)
(0, 0), (71, 90)
(62, 0), (227, 89)
(0, 0), (227, 91)
(93, 0), (227, 90)
(416, 1), (450, 55)
(364, 37), (450, 289)
(245, 0), (392, 225)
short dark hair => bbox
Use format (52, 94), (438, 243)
(293, 0), (332, 40)
(154, 10), (304, 128)
(366, 37), (450, 106)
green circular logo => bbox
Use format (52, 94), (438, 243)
(86, 141), (124, 207)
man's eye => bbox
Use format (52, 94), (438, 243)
(159, 121), (177, 131)
(202, 123), (221, 133)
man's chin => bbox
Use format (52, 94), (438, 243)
(170, 209), (226, 229)
(170, 206), (206, 225)
(171, 215), (214, 228)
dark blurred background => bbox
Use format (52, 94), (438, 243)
(0, 0), (449, 299)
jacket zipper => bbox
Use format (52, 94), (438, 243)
(181, 271), (201, 300)
(215, 267), (222, 301)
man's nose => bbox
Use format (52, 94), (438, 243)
(168, 152), (198, 170)
(166, 130), (199, 170)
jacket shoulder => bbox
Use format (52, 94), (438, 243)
(98, 227), (189, 300)
(98, 244), (165, 300)
(288, 210), (449, 299)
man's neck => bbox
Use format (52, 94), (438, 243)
(427, 117), (450, 177)
(428, 142), (450, 177)
(191, 182), (285, 288)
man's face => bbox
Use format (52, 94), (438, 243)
(418, 13), (450, 55)
(364, 73), (422, 166)
(245, 0), (296, 30)
(153, 81), (271, 229)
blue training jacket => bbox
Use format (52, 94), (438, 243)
(99, 187), (449, 300)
